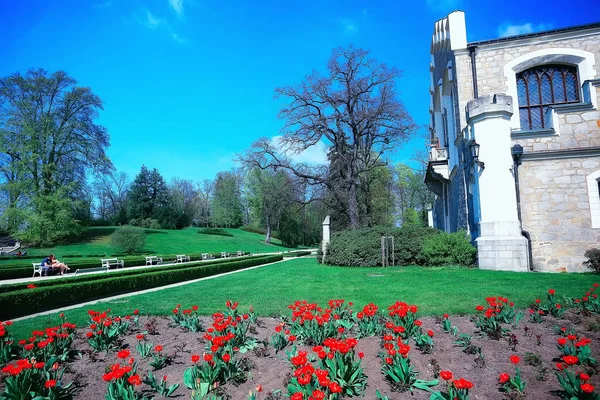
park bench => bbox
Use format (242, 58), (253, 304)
(145, 256), (163, 266)
(202, 253), (214, 261)
(176, 255), (190, 263)
(221, 252), (229, 258)
(101, 258), (124, 271)
(32, 263), (43, 277)
(236, 250), (244, 257)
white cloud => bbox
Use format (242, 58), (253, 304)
(497, 22), (553, 37)
(425, 0), (462, 11)
(169, 0), (184, 17)
(136, 9), (166, 29)
(340, 18), (358, 34)
(172, 33), (191, 45)
(272, 136), (328, 165)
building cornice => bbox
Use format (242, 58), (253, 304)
(521, 147), (600, 161)
(467, 22), (600, 47)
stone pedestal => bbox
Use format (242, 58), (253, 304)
(321, 216), (331, 262)
(467, 94), (530, 272)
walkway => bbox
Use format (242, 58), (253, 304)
(10, 256), (310, 322)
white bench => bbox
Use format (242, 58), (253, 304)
(101, 258), (124, 271)
(32, 263), (44, 277)
(202, 253), (214, 261)
(176, 255), (190, 263)
(236, 250), (244, 257)
(145, 256), (163, 265)
(221, 252), (229, 258)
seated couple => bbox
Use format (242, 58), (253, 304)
(41, 254), (70, 276)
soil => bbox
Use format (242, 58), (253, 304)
(3, 310), (600, 399)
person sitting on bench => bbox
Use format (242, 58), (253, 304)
(41, 254), (69, 275)
(50, 254), (70, 274)
(41, 255), (57, 276)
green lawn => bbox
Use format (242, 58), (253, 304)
(1, 227), (290, 266)
(8, 257), (598, 339)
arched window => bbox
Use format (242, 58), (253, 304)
(516, 65), (580, 130)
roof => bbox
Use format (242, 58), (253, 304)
(467, 22), (600, 47)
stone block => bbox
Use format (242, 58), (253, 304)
(566, 114), (583, 124)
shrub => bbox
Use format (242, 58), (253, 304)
(324, 225), (440, 267)
(111, 226), (146, 254)
(239, 225), (279, 239)
(0, 255), (283, 319)
(0, 255), (259, 295)
(129, 218), (161, 229)
(0, 252), (229, 280)
(198, 228), (233, 237)
(421, 230), (476, 267)
(584, 248), (600, 273)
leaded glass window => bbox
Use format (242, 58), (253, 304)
(516, 65), (580, 130)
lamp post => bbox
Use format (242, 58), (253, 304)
(470, 139), (485, 169)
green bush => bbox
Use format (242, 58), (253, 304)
(0, 252), (227, 280)
(239, 225), (279, 239)
(198, 228), (234, 237)
(584, 248), (600, 273)
(0, 255), (268, 295)
(129, 218), (162, 229)
(421, 230), (477, 267)
(110, 226), (146, 254)
(286, 250), (312, 257)
(0, 255), (283, 319)
(324, 225), (440, 267)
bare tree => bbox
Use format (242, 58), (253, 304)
(242, 46), (415, 229)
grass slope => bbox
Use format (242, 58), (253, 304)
(8, 257), (598, 339)
(1, 227), (288, 265)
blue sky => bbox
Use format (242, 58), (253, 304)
(1, 0), (598, 182)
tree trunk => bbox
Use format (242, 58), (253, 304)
(265, 214), (272, 243)
(347, 179), (360, 229)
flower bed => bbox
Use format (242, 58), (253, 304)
(1, 287), (600, 399)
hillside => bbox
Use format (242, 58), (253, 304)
(0, 227), (290, 266)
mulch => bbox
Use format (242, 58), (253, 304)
(15, 309), (597, 399)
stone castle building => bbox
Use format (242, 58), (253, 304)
(424, 11), (600, 272)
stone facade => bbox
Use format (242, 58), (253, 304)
(425, 11), (600, 272)
(518, 157), (600, 272)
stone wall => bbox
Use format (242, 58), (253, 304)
(433, 195), (445, 231)
(519, 156), (600, 272)
(448, 166), (468, 232)
(473, 33), (600, 96)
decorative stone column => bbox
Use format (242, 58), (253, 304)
(321, 216), (331, 262)
(467, 94), (530, 272)
(321, 215), (331, 261)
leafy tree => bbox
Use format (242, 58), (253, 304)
(18, 187), (84, 246)
(128, 166), (171, 227)
(395, 164), (433, 226)
(243, 46), (415, 229)
(246, 168), (294, 243)
(0, 68), (111, 242)
(211, 171), (243, 228)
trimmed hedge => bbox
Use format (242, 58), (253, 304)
(0, 252), (232, 280)
(0, 255), (263, 295)
(0, 254), (283, 319)
(198, 228), (234, 237)
(323, 225), (475, 267)
(421, 230), (477, 267)
(239, 226), (280, 240)
(285, 251), (313, 257)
